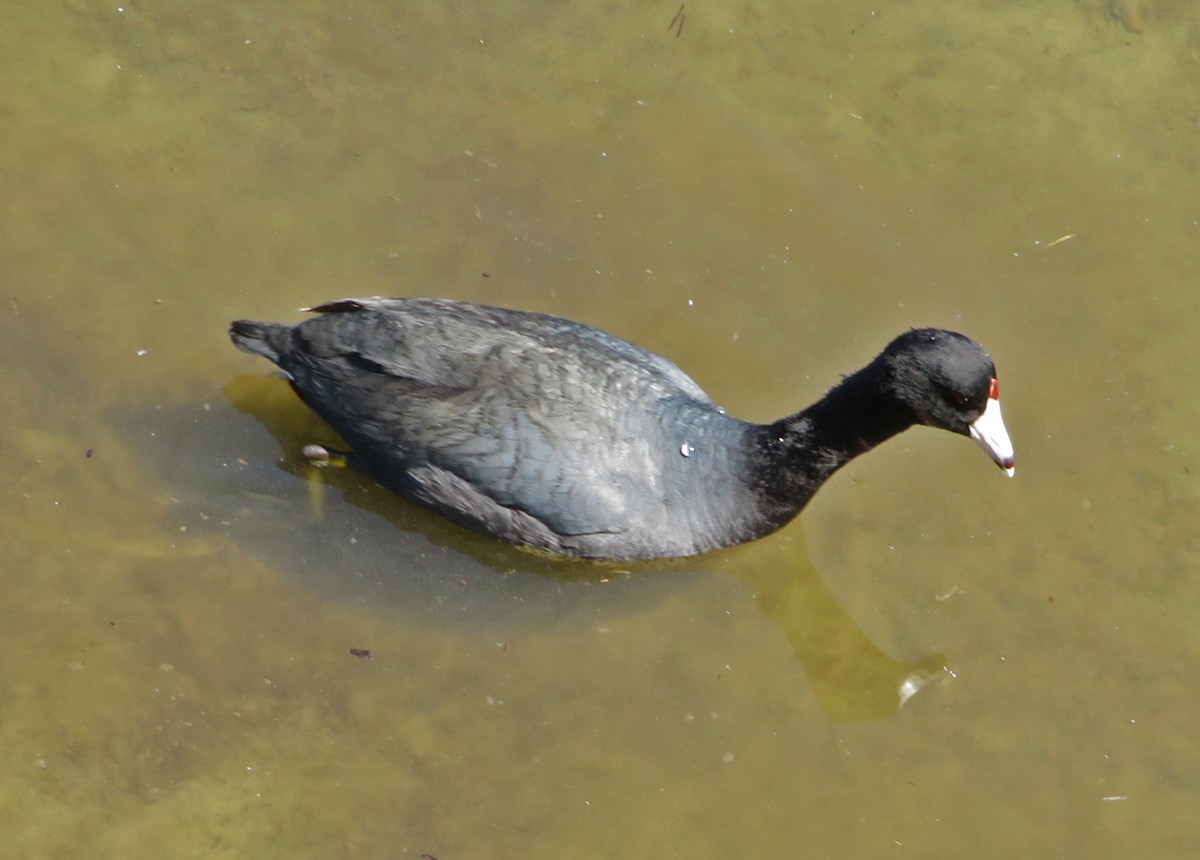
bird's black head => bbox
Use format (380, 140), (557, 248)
(881, 328), (1014, 474)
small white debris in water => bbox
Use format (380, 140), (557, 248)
(303, 444), (331, 463)
(136, 349), (149, 356)
(897, 667), (952, 706)
(898, 676), (923, 705)
(680, 441), (695, 457)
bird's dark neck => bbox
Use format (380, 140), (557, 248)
(749, 362), (916, 528)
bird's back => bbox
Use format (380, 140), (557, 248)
(232, 298), (756, 558)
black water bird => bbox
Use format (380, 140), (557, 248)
(230, 297), (1014, 561)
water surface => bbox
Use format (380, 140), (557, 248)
(4, 0), (1199, 856)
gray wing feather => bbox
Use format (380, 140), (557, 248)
(285, 298), (711, 537)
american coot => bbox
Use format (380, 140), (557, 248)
(230, 297), (1014, 561)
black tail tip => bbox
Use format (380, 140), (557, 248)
(229, 320), (285, 363)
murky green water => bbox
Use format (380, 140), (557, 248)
(4, 0), (1199, 856)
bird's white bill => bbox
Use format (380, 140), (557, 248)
(969, 395), (1015, 477)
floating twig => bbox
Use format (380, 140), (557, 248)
(668, 3), (685, 37)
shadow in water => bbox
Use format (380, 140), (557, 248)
(714, 542), (948, 722)
(131, 373), (949, 722)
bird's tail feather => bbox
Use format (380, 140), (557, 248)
(229, 320), (291, 364)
